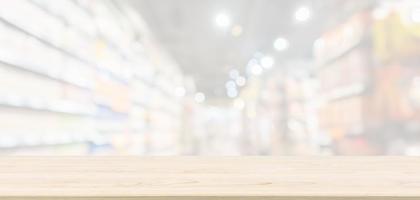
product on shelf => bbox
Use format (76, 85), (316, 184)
(0, 0), (187, 155)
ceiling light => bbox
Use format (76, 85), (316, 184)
(274, 37), (289, 51)
(215, 13), (231, 28)
(194, 92), (206, 103)
(248, 58), (259, 66)
(295, 6), (312, 22)
(250, 64), (263, 76)
(261, 56), (274, 69)
(225, 80), (236, 89)
(227, 88), (238, 98)
(247, 58), (263, 76)
(235, 76), (246, 87)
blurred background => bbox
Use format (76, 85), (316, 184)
(1, 0), (420, 155)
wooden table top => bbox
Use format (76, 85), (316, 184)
(0, 157), (419, 200)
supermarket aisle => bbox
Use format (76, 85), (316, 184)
(0, 0), (186, 155)
(1, 0), (420, 156)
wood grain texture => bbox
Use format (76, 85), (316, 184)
(0, 157), (419, 200)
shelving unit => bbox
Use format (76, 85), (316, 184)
(313, 10), (374, 154)
(0, 0), (187, 155)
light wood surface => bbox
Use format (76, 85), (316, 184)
(0, 157), (419, 200)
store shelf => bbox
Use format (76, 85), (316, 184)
(323, 83), (367, 102)
(29, 0), (135, 70)
(0, 157), (419, 199)
(0, 59), (92, 91)
(0, 0), (187, 155)
(316, 36), (367, 71)
(28, 0), (89, 36)
(0, 132), (105, 149)
(0, 136), (84, 149)
(0, 17), (129, 85)
(0, 95), (94, 116)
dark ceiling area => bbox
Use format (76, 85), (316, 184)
(129, 0), (375, 98)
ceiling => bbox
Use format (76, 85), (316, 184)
(129, 0), (375, 98)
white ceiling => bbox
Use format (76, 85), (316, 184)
(129, 0), (375, 98)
